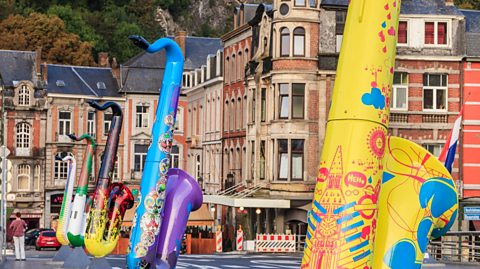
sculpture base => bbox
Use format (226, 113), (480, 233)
(63, 247), (90, 269)
(87, 258), (111, 269)
(52, 246), (73, 262)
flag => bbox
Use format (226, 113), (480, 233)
(438, 112), (462, 173)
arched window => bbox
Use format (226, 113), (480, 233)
(231, 54), (236, 82)
(238, 51), (243, 80)
(195, 154), (201, 180)
(16, 122), (30, 150)
(18, 85), (30, 106)
(230, 99), (235, 131)
(245, 48), (249, 63)
(34, 165), (41, 191)
(237, 97), (242, 130)
(225, 57), (230, 84)
(280, 28), (290, 57)
(224, 100), (229, 132)
(17, 164), (30, 191)
(293, 27), (306, 56)
(54, 152), (74, 184)
(175, 107), (184, 133)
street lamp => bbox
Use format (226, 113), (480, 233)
(0, 72), (4, 146)
(226, 172), (234, 190)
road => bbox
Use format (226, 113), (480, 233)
(1, 249), (479, 269)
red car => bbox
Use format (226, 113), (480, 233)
(35, 231), (61, 250)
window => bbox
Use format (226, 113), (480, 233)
(34, 165), (40, 191)
(292, 83), (305, 118)
(391, 72), (408, 110)
(238, 51), (243, 80)
(423, 74), (447, 111)
(135, 105), (149, 128)
(425, 21), (447, 45)
(58, 111), (71, 136)
(54, 152), (73, 184)
(279, 84), (289, 119)
(134, 144), (148, 172)
(278, 139), (289, 180)
(398, 21), (408, 44)
(18, 85), (30, 106)
(294, 0), (306, 6)
(260, 141), (265, 179)
(261, 88), (266, 122)
(424, 144), (442, 157)
(195, 155), (201, 180)
(17, 164), (30, 191)
(225, 57), (230, 83)
(103, 112), (112, 136)
(237, 97), (242, 130)
(278, 139), (304, 181)
(171, 145), (180, 168)
(291, 139), (304, 181)
(224, 101), (229, 131)
(230, 100), (235, 131)
(87, 111), (95, 137)
(293, 27), (305, 56)
(16, 123), (30, 149)
(175, 107), (184, 133)
(250, 141), (255, 180)
(252, 89), (256, 123)
(232, 54), (236, 82)
(280, 28), (290, 57)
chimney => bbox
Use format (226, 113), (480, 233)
(41, 63), (48, 82)
(445, 0), (454, 5)
(35, 48), (42, 76)
(111, 57), (120, 83)
(98, 52), (110, 67)
(175, 31), (187, 58)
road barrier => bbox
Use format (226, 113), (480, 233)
(215, 227), (222, 253)
(255, 234), (296, 253)
(236, 228), (244, 251)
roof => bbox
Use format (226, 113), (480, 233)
(321, 0), (463, 16)
(46, 64), (121, 97)
(462, 9), (480, 57)
(0, 50), (36, 87)
(121, 36), (222, 93)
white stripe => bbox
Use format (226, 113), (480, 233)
(466, 102), (480, 105)
(465, 83), (480, 87)
(464, 130), (480, 133)
(464, 163), (480, 167)
(464, 144), (480, 148)
(449, 115), (462, 147)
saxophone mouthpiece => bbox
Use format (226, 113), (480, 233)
(68, 134), (78, 141)
(128, 35), (150, 50)
(87, 101), (123, 117)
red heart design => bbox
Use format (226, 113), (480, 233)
(379, 31), (386, 42)
(387, 13), (391, 20)
(383, 46), (387, 53)
(388, 26), (396, 36)
(384, 3), (389, 10)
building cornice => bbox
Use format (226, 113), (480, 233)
(396, 55), (464, 61)
(46, 93), (126, 101)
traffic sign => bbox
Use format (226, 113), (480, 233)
(464, 207), (480, 220)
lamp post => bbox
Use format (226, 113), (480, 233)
(0, 72), (5, 259)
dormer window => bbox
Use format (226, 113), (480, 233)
(294, 0), (306, 7)
(425, 21), (447, 46)
(96, 82), (106, 90)
(56, 80), (65, 87)
(18, 85), (30, 106)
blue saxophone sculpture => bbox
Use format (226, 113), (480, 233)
(126, 36), (203, 269)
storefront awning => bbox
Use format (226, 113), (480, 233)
(188, 204), (214, 226)
(203, 195), (290, 208)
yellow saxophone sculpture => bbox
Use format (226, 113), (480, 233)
(301, 1), (458, 268)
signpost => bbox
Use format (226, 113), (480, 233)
(1, 145), (10, 262)
(464, 207), (480, 221)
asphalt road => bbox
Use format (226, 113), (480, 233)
(1, 249), (479, 269)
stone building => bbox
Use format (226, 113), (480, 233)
(1, 49), (47, 230)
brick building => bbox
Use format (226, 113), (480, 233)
(1, 49), (47, 230)
(459, 9), (480, 231)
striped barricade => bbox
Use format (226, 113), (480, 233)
(255, 234), (296, 253)
(237, 229), (244, 251)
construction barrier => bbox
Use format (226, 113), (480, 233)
(236, 226), (244, 251)
(216, 225), (222, 252)
(255, 234), (296, 253)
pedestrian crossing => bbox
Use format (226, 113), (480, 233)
(175, 254), (301, 269)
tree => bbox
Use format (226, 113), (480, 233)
(110, 21), (143, 62)
(0, 12), (95, 65)
(47, 5), (107, 54)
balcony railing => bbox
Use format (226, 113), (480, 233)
(390, 112), (450, 125)
(428, 231), (480, 264)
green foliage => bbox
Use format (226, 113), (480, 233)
(0, 12), (95, 65)
(455, 0), (480, 9)
(111, 22), (144, 62)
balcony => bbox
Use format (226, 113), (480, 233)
(390, 112), (450, 125)
(15, 148), (30, 157)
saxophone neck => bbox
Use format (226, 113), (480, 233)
(129, 35), (184, 64)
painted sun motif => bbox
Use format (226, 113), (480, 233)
(367, 127), (386, 159)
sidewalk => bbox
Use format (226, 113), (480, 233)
(1, 257), (62, 269)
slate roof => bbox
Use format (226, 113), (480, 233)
(121, 36), (222, 93)
(46, 64), (121, 97)
(461, 9), (480, 57)
(0, 50), (36, 87)
(321, 0), (463, 15)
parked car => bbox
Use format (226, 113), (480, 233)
(25, 228), (53, 246)
(35, 231), (61, 250)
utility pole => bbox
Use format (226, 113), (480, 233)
(0, 72), (6, 259)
